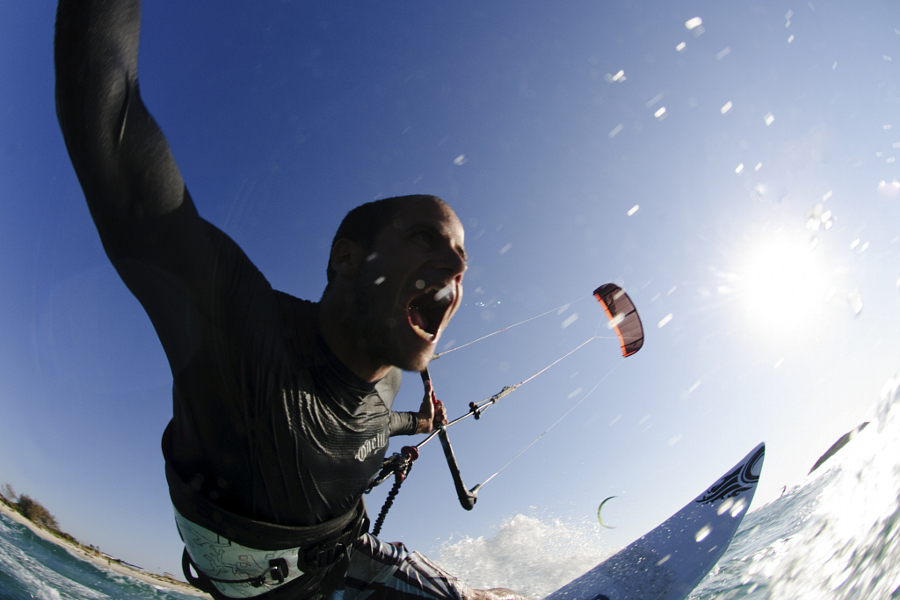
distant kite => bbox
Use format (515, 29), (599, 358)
(597, 496), (617, 529)
(593, 284), (644, 357)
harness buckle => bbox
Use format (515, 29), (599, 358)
(303, 541), (348, 571)
(268, 557), (289, 585)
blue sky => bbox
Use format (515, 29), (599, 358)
(2, 0), (900, 581)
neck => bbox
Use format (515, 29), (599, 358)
(318, 293), (392, 383)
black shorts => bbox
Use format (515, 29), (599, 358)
(332, 534), (470, 600)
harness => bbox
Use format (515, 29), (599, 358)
(166, 463), (367, 599)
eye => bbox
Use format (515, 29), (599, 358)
(411, 230), (435, 246)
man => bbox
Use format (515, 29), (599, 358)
(54, 1), (528, 599)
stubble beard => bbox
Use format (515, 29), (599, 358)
(352, 267), (432, 374)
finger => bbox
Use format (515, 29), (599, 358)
(433, 399), (448, 425)
(420, 383), (435, 417)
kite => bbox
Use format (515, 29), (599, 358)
(593, 284), (644, 357)
(597, 496), (617, 529)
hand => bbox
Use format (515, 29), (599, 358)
(415, 380), (448, 434)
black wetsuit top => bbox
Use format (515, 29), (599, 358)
(54, 0), (417, 530)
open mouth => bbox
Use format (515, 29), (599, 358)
(407, 283), (456, 343)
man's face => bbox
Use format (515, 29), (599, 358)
(353, 200), (466, 373)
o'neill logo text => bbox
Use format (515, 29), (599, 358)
(355, 431), (387, 461)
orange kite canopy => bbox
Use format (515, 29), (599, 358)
(593, 284), (644, 357)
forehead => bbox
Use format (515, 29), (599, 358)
(386, 199), (465, 241)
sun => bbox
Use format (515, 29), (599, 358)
(738, 230), (834, 341)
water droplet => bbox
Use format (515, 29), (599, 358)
(561, 313), (579, 328)
(848, 289), (863, 316)
(717, 498), (735, 515)
(695, 525), (712, 542)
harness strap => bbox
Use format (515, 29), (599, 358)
(166, 463), (368, 598)
(165, 462), (364, 549)
(182, 551), (289, 594)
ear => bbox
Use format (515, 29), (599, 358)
(329, 238), (365, 280)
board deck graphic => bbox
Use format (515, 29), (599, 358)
(546, 443), (765, 600)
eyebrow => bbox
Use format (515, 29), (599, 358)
(410, 223), (467, 263)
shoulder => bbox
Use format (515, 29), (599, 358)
(274, 292), (321, 358)
(275, 292), (318, 325)
(375, 367), (402, 401)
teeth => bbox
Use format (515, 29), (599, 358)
(411, 322), (435, 342)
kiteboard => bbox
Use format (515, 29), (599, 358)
(545, 442), (765, 600)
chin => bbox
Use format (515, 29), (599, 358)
(396, 351), (433, 374)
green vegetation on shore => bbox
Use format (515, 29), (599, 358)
(0, 483), (92, 550)
(0, 482), (194, 590)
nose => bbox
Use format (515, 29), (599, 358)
(435, 244), (467, 281)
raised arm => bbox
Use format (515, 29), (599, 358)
(55, 0), (195, 258)
(55, 0), (279, 378)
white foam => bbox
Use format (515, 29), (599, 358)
(435, 514), (610, 598)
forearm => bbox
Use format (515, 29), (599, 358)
(389, 411), (419, 437)
(55, 0), (189, 257)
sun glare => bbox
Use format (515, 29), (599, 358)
(740, 232), (833, 341)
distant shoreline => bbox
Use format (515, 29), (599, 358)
(0, 500), (208, 597)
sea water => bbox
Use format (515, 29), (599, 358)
(2, 375), (900, 600)
(435, 371), (900, 599)
(0, 516), (196, 599)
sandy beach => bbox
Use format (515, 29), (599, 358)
(0, 500), (209, 597)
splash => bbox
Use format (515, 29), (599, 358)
(762, 372), (900, 599)
(435, 515), (609, 599)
